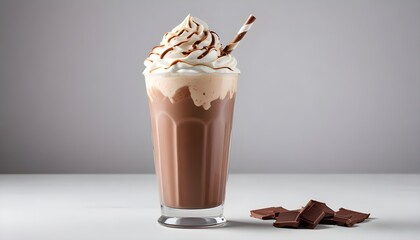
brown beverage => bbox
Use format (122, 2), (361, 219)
(143, 13), (255, 227)
(146, 73), (237, 209)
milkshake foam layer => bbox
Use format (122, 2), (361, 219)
(145, 73), (237, 110)
(144, 15), (240, 74)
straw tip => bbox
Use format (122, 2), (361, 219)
(248, 14), (256, 22)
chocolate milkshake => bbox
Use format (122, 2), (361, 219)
(143, 14), (254, 228)
(147, 74), (237, 210)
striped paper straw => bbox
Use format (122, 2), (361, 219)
(223, 14), (256, 55)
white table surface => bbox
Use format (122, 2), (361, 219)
(1, 174), (419, 240)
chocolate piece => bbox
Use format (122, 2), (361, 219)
(250, 207), (289, 220)
(336, 208), (370, 224)
(333, 214), (354, 227)
(310, 200), (335, 218)
(300, 201), (326, 229)
(319, 217), (337, 225)
(273, 210), (301, 228)
(320, 215), (354, 226)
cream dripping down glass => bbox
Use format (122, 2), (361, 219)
(143, 14), (255, 228)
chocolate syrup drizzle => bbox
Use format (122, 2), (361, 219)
(164, 60), (233, 71)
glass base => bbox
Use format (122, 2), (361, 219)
(158, 204), (226, 228)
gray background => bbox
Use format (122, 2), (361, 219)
(1, 0), (419, 173)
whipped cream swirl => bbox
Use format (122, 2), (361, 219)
(144, 15), (240, 74)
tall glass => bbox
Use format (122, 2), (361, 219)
(144, 72), (238, 228)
